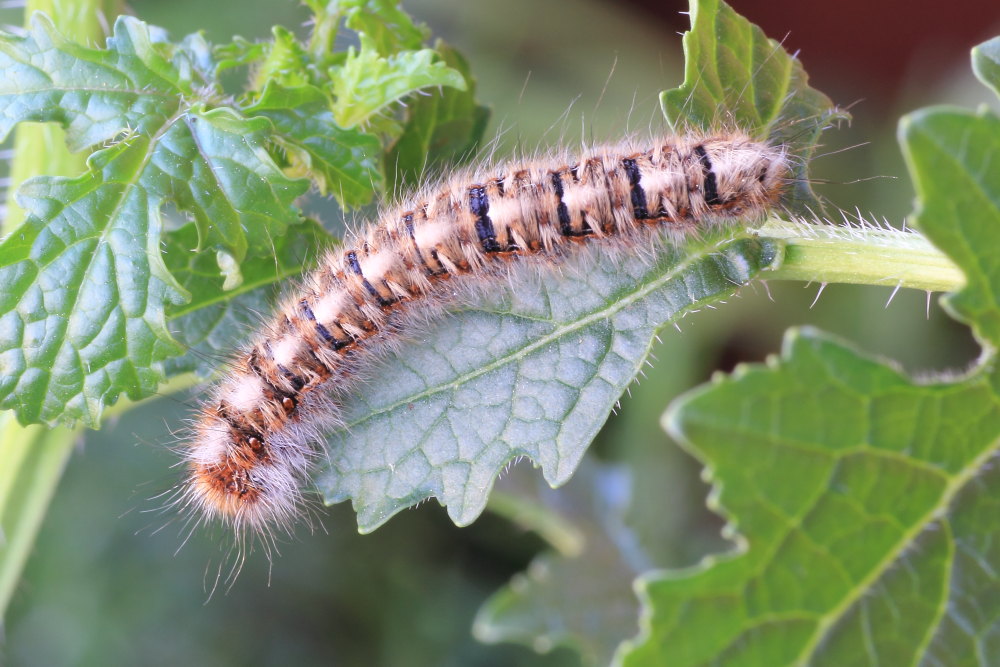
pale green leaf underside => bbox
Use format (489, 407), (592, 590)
(315, 232), (781, 532)
(620, 329), (1000, 666)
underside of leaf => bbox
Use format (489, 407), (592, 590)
(316, 233), (781, 531)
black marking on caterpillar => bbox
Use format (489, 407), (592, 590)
(173, 131), (789, 540)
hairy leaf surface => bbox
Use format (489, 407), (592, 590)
(316, 234), (781, 530)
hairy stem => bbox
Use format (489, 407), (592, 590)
(757, 218), (963, 293)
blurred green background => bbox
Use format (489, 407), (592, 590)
(4, 0), (999, 665)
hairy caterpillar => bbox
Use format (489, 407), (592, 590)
(176, 131), (788, 536)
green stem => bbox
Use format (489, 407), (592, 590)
(757, 218), (964, 293)
(0, 417), (77, 614)
(488, 491), (584, 557)
(0, 0), (124, 619)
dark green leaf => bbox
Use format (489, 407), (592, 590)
(620, 329), (1000, 666)
(660, 0), (846, 212)
(246, 82), (384, 207)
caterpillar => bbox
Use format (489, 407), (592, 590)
(177, 130), (788, 536)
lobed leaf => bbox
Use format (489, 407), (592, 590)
(316, 234), (782, 531)
(660, 0), (847, 213)
(620, 34), (1000, 666)
(0, 104), (306, 426)
(620, 330), (1000, 666)
(329, 36), (467, 129)
(385, 42), (490, 192)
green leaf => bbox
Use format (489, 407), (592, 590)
(619, 35), (1000, 666)
(342, 0), (429, 54)
(315, 233), (782, 531)
(174, 108), (308, 264)
(213, 36), (268, 74)
(620, 328), (1000, 666)
(475, 460), (648, 666)
(329, 36), (467, 128)
(162, 219), (335, 379)
(250, 26), (311, 90)
(660, 0), (846, 212)
(0, 104), (306, 426)
(900, 106), (1000, 346)
(0, 137), (184, 426)
(246, 82), (384, 206)
(0, 14), (188, 150)
(385, 42), (490, 192)
(0, 6), (488, 431)
(973, 36), (1000, 98)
